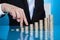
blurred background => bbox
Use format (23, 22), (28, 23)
(0, 0), (60, 40)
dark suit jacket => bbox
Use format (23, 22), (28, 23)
(1, 0), (45, 27)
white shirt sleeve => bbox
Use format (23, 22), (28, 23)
(0, 4), (5, 17)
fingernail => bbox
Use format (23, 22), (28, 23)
(26, 23), (28, 25)
(17, 19), (20, 22)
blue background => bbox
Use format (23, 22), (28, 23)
(0, 0), (60, 40)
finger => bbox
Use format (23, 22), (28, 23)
(18, 9), (24, 27)
(16, 11), (20, 22)
(10, 9), (16, 19)
(24, 16), (28, 25)
(22, 11), (28, 25)
(20, 18), (23, 27)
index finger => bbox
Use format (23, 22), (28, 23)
(22, 10), (28, 25)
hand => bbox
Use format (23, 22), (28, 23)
(1, 3), (28, 27)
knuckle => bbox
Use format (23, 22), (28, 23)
(21, 9), (24, 12)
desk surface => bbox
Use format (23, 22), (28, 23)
(0, 25), (60, 40)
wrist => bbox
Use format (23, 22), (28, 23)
(0, 4), (5, 16)
(1, 3), (7, 13)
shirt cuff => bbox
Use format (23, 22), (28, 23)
(0, 4), (5, 17)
